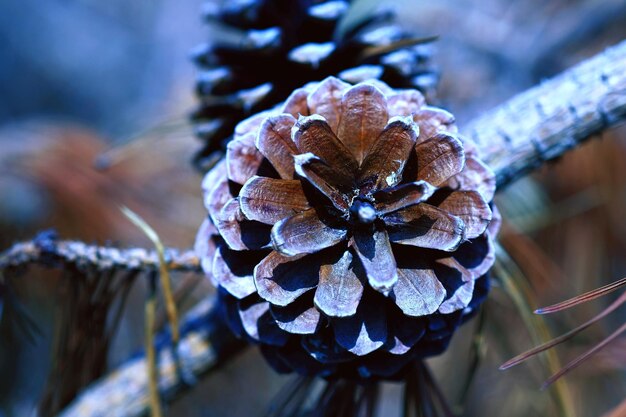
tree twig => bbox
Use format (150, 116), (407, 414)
(465, 39), (626, 188)
(0, 231), (201, 273)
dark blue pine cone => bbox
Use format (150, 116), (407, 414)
(191, 0), (438, 170)
(195, 77), (500, 379)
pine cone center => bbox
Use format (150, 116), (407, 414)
(349, 198), (377, 225)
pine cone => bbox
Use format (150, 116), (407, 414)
(195, 77), (499, 379)
(191, 0), (437, 170)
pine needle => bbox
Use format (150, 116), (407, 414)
(121, 206), (180, 345)
(121, 206), (182, 416)
(334, 0), (381, 41)
(493, 244), (575, 417)
(145, 271), (162, 417)
(360, 36), (439, 60)
(0, 271), (41, 344)
(96, 117), (190, 170)
(458, 306), (487, 406)
(541, 322), (626, 390)
(500, 291), (626, 370)
(535, 277), (626, 314)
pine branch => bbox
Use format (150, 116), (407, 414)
(0, 231), (201, 273)
(0, 232), (205, 415)
(58, 296), (245, 417)
(465, 39), (626, 188)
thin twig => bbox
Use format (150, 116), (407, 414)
(0, 233), (201, 273)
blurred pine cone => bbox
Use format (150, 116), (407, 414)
(196, 77), (499, 379)
(191, 0), (438, 171)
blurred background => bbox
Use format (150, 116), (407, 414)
(0, 0), (625, 416)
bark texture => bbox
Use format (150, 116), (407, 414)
(0, 238), (200, 273)
(465, 39), (626, 187)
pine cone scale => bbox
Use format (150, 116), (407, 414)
(239, 176), (310, 224)
(306, 77), (350, 132)
(356, 116), (418, 192)
(438, 190), (492, 239)
(271, 294), (320, 335)
(314, 249), (363, 318)
(215, 197), (271, 250)
(213, 245), (259, 299)
(226, 134), (264, 185)
(293, 115), (359, 177)
(293, 154), (352, 210)
(271, 209), (348, 257)
(373, 180), (436, 215)
(444, 156), (496, 202)
(439, 278), (475, 314)
(336, 84), (389, 163)
(256, 114), (298, 178)
(412, 108), (457, 141)
(351, 229), (398, 292)
(254, 250), (319, 307)
(392, 268), (445, 316)
(238, 299), (289, 346)
(413, 132), (465, 186)
(332, 289), (387, 356)
(384, 203), (465, 251)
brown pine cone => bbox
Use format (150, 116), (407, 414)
(195, 76), (499, 379)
